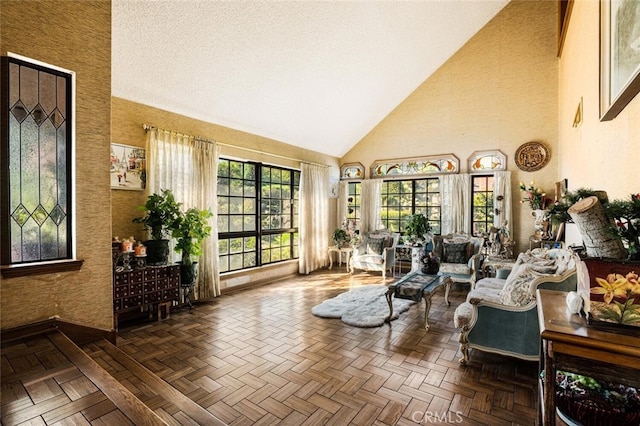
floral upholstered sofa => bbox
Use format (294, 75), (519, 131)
(453, 248), (577, 364)
(350, 230), (400, 280)
(431, 234), (484, 288)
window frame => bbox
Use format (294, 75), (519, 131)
(380, 177), (441, 235)
(216, 158), (299, 273)
(471, 174), (495, 237)
(1, 54), (81, 278)
(346, 181), (361, 225)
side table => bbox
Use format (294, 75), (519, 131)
(328, 246), (352, 270)
(395, 244), (424, 276)
(481, 256), (515, 278)
(537, 289), (640, 425)
(385, 272), (451, 330)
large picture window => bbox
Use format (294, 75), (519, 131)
(1, 56), (74, 266)
(217, 158), (299, 273)
(380, 178), (441, 235)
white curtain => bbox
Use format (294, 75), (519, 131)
(336, 181), (349, 227)
(441, 174), (471, 235)
(359, 179), (382, 233)
(493, 171), (512, 235)
(191, 139), (221, 299)
(298, 163), (330, 274)
(146, 128), (221, 298)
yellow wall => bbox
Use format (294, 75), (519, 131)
(3, 0), (638, 330)
(558, 0), (639, 200)
(342, 0), (560, 252)
(111, 97), (340, 290)
(1, 1), (113, 330)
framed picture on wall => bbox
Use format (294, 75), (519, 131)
(599, 0), (640, 121)
(110, 143), (146, 190)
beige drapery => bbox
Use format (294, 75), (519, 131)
(359, 179), (382, 233)
(441, 174), (471, 235)
(146, 128), (221, 299)
(493, 171), (512, 234)
(298, 163), (329, 274)
(337, 181), (349, 226)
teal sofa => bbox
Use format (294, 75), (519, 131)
(453, 249), (577, 364)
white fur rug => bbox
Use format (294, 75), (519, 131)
(311, 285), (415, 327)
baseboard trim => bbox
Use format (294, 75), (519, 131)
(1, 318), (116, 345)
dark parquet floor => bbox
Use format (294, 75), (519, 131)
(2, 268), (540, 425)
(105, 269), (539, 425)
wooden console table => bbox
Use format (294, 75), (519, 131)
(113, 265), (180, 330)
(536, 289), (640, 425)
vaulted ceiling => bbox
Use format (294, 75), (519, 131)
(112, 0), (510, 158)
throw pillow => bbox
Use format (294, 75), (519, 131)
(443, 242), (468, 264)
(367, 238), (385, 255)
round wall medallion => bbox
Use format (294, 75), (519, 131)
(514, 141), (550, 172)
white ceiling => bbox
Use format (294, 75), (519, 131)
(112, 0), (509, 158)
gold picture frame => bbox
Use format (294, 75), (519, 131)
(599, 0), (640, 121)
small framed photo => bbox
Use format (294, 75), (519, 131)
(110, 143), (146, 190)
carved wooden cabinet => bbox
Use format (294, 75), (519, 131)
(113, 265), (180, 330)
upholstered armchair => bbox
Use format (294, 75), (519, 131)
(453, 249), (577, 364)
(350, 230), (400, 280)
(431, 234), (484, 288)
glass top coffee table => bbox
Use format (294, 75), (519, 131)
(385, 272), (452, 330)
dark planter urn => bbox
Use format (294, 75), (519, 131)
(144, 239), (170, 266)
(179, 262), (198, 287)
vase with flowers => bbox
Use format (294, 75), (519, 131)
(519, 181), (552, 237)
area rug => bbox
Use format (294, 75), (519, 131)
(311, 285), (415, 327)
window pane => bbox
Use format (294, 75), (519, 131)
(217, 177), (229, 196)
(244, 181), (256, 197)
(244, 216), (256, 231)
(230, 179), (243, 196)
(217, 197), (229, 215)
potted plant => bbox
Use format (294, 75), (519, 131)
(172, 206), (213, 288)
(132, 189), (182, 265)
(404, 213), (431, 246)
(332, 228), (349, 248)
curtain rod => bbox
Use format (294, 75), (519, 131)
(143, 124), (330, 168)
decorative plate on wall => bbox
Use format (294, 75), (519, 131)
(514, 141), (550, 172)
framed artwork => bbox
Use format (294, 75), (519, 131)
(600, 0), (640, 121)
(110, 143), (146, 190)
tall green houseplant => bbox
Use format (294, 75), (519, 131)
(172, 206), (213, 292)
(172, 207), (213, 266)
(133, 189), (182, 240)
(132, 189), (182, 265)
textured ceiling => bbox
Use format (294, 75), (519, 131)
(112, 0), (509, 158)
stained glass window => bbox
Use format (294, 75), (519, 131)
(2, 56), (73, 265)
(340, 163), (364, 180)
(468, 150), (506, 172)
(371, 155), (459, 178)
